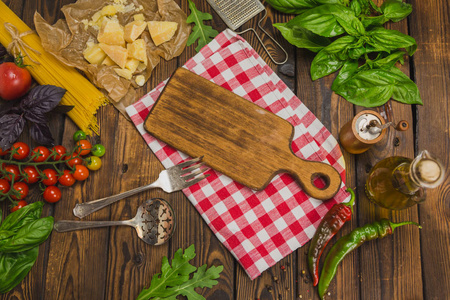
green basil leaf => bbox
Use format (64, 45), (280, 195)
(265, 0), (345, 14)
(334, 67), (422, 107)
(0, 202), (43, 232)
(331, 59), (359, 90)
(389, 67), (423, 105)
(367, 27), (417, 55)
(288, 6), (344, 37)
(0, 247), (39, 294)
(368, 0), (382, 13)
(273, 23), (331, 52)
(311, 35), (356, 80)
(372, 51), (405, 69)
(0, 217), (53, 253)
(348, 46), (366, 59)
(265, 0), (320, 14)
(381, 0), (412, 22)
(361, 15), (389, 28)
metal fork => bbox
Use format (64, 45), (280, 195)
(72, 157), (209, 219)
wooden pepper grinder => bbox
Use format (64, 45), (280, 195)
(339, 110), (409, 154)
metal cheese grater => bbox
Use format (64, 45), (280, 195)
(206, 0), (288, 65)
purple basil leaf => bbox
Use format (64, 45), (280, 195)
(20, 85), (66, 114)
(0, 114), (26, 149)
(24, 111), (47, 124)
(29, 122), (54, 146)
(0, 101), (22, 118)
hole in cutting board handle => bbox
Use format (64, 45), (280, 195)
(311, 173), (331, 190)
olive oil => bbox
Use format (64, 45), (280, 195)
(365, 151), (444, 210)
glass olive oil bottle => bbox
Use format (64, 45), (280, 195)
(365, 150), (444, 210)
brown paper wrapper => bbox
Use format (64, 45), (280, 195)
(34, 0), (190, 116)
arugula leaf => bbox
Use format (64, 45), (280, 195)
(137, 245), (223, 300)
(334, 66), (422, 107)
(273, 22), (331, 52)
(186, 0), (219, 52)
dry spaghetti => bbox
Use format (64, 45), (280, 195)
(0, 1), (107, 135)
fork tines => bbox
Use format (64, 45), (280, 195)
(179, 157), (210, 184)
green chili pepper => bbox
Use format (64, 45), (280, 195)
(318, 218), (421, 299)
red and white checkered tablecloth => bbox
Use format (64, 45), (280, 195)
(126, 29), (350, 280)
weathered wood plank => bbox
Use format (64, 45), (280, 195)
(409, 0), (450, 298)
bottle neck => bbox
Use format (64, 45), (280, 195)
(391, 162), (421, 195)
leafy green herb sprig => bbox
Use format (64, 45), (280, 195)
(270, 0), (422, 107)
(0, 201), (54, 294)
(137, 244), (223, 300)
(186, 0), (219, 52)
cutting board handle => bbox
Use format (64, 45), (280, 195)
(283, 154), (342, 200)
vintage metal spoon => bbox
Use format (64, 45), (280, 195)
(54, 198), (175, 246)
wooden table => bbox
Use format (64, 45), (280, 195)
(1, 0), (449, 299)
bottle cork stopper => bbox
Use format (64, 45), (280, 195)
(417, 159), (441, 183)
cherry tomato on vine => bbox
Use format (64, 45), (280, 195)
(73, 165), (89, 181)
(0, 178), (10, 194)
(32, 146), (50, 162)
(23, 166), (39, 184)
(51, 145), (67, 161)
(11, 182), (29, 200)
(86, 156), (102, 171)
(11, 142), (30, 160)
(41, 169), (58, 186)
(65, 154), (83, 168)
(11, 200), (27, 212)
(73, 130), (87, 142)
(0, 61), (32, 101)
(91, 144), (105, 157)
(75, 140), (92, 156)
(3, 164), (20, 182)
(0, 147), (9, 156)
(58, 170), (75, 187)
(43, 186), (61, 203)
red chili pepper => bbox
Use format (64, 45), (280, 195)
(307, 187), (355, 286)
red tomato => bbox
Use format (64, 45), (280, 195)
(11, 200), (27, 212)
(23, 166), (39, 184)
(41, 168), (58, 186)
(73, 165), (89, 181)
(32, 146), (50, 162)
(0, 147), (9, 156)
(12, 142), (30, 160)
(65, 154), (83, 168)
(3, 164), (20, 182)
(51, 145), (67, 161)
(11, 182), (28, 200)
(0, 178), (10, 194)
(58, 170), (75, 187)
(75, 140), (92, 156)
(0, 62), (32, 101)
(43, 186), (61, 203)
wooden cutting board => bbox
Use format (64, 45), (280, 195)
(144, 68), (342, 200)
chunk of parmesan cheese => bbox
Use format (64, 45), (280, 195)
(99, 43), (128, 69)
